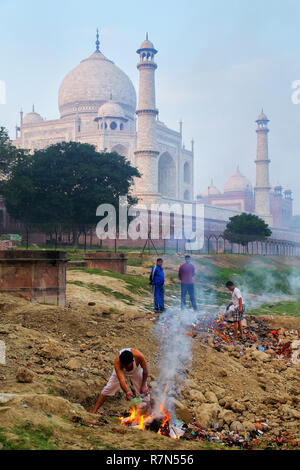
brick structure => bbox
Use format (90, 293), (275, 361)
(84, 252), (127, 274)
(0, 251), (67, 306)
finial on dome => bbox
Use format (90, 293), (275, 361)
(110, 92), (113, 101)
(95, 28), (100, 52)
(146, 32), (148, 40)
(32, 104), (35, 112)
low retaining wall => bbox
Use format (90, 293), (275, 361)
(0, 250), (67, 306)
(84, 252), (128, 274)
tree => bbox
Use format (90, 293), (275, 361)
(1, 141), (140, 245)
(0, 126), (28, 176)
(223, 213), (272, 250)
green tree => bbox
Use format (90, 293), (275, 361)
(0, 127), (28, 176)
(2, 141), (140, 245)
(223, 213), (272, 250)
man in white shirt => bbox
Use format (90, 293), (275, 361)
(225, 281), (245, 340)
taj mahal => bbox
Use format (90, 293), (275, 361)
(13, 31), (194, 207)
(10, 31), (299, 246)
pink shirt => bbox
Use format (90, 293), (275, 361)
(178, 263), (195, 284)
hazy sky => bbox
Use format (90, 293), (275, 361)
(1, 0), (300, 211)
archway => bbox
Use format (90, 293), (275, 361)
(183, 162), (191, 184)
(111, 144), (128, 159)
(158, 152), (176, 198)
(184, 190), (190, 201)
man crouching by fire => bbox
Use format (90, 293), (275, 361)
(92, 348), (150, 413)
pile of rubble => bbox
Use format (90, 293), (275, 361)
(153, 311), (300, 449)
(190, 314), (300, 365)
(183, 421), (300, 449)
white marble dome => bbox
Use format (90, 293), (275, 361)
(224, 168), (252, 193)
(58, 50), (137, 119)
(97, 101), (126, 119)
(23, 111), (43, 125)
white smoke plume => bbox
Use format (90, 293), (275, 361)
(153, 282), (217, 419)
(227, 264), (300, 311)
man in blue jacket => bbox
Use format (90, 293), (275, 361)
(149, 258), (165, 313)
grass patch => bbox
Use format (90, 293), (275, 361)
(43, 377), (52, 383)
(195, 264), (300, 305)
(67, 280), (135, 304)
(68, 267), (150, 293)
(249, 299), (300, 317)
(0, 423), (57, 450)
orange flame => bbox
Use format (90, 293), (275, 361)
(119, 386), (176, 439)
(217, 313), (224, 323)
(120, 406), (154, 431)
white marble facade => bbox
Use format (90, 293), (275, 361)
(14, 32), (194, 206)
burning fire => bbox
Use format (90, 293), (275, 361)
(217, 312), (225, 323)
(119, 404), (172, 435)
(119, 383), (183, 439)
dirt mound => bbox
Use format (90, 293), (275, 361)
(0, 256), (299, 449)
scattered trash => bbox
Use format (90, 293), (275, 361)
(157, 313), (300, 365)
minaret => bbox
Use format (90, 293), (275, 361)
(254, 110), (273, 226)
(134, 34), (159, 205)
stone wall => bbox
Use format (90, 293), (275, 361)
(84, 252), (127, 274)
(0, 251), (67, 306)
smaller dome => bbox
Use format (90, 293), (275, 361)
(202, 182), (221, 197)
(284, 188), (292, 193)
(137, 35), (157, 54)
(257, 111), (269, 122)
(139, 39), (155, 50)
(224, 167), (252, 193)
(23, 111), (43, 125)
(97, 101), (126, 120)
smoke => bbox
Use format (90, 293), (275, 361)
(153, 281), (216, 419)
(151, 261), (300, 420)
(221, 263), (300, 311)
(153, 307), (197, 417)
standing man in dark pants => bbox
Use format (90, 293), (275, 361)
(149, 258), (165, 313)
(178, 255), (197, 311)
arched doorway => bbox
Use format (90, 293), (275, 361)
(158, 152), (176, 198)
(184, 190), (190, 201)
(111, 144), (128, 159)
(184, 162), (191, 184)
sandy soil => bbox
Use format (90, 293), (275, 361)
(0, 255), (299, 450)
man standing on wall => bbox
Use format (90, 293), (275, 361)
(178, 255), (197, 311)
(149, 258), (165, 313)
